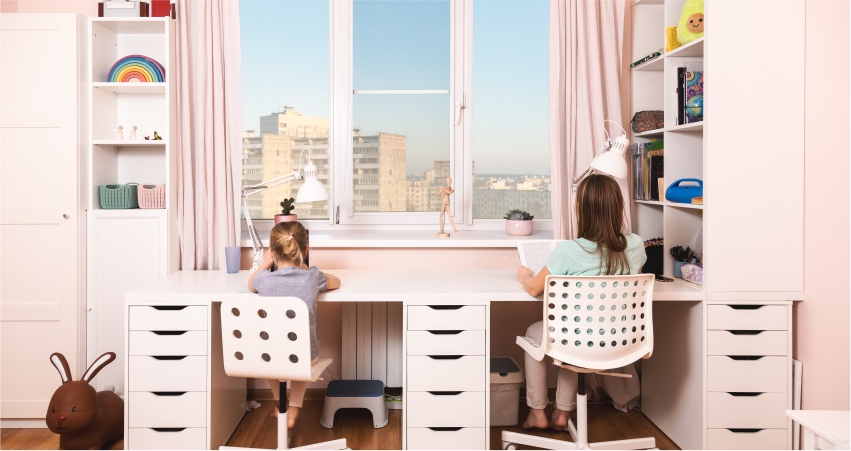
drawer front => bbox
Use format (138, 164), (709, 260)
(129, 331), (208, 356)
(129, 427), (206, 450)
(407, 392), (486, 427)
(407, 331), (485, 356)
(407, 427), (486, 450)
(407, 356), (486, 392)
(129, 392), (207, 428)
(129, 306), (208, 331)
(407, 306), (486, 331)
(708, 331), (787, 356)
(708, 428), (788, 450)
(708, 356), (787, 392)
(707, 392), (788, 429)
(129, 356), (207, 392)
(707, 305), (787, 331)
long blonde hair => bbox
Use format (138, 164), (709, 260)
(575, 174), (630, 275)
(268, 221), (308, 268)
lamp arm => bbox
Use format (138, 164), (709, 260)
(242, 170), (304, 270)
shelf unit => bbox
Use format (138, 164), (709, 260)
(85, 17), (179, 427)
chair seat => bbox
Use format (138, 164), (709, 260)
(325, 379), (384, 398)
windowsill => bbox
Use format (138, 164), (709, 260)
(240, 229), (554, 248)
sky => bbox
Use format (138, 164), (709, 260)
(240, 0), (550, 176)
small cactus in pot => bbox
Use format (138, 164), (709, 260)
(275, 198), (297, 224)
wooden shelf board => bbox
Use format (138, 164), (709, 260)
(93, 140), (166, 147)
(665, 201), (703, 210)
(90, 17), (167, 34)
(93, 82), (166, 94)
(635, 200), (664, 207)
(666, 37), (704, 59)
(635, 128), (664, 138)
(666, 121), (703, 133)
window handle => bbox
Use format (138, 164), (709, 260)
(455, 92), (466, 125)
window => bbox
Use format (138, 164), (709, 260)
(240, 0), (550, 226)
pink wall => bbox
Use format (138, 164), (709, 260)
(794, 0), (851, 411)
(7, 0), (96, 15)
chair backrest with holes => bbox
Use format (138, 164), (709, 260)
(542, 274), (655, 370)
(221, 297), (313, 382)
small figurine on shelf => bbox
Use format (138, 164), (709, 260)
(144, 136), (150, 140)
(153, 131), (162, 140)
(116, 126), (124, 140)
(129, 126), (137, 140)
(436, 177), (458, 237)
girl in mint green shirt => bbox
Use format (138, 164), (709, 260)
(516, 174), (646, 430)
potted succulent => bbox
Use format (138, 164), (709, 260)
(504, 209), (534, 236)
(275, 198), (297, 224)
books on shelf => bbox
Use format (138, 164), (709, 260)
(677, 61), (704, 125)
(632, 141), (664, 201)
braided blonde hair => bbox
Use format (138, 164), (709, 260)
(268, 221), (308, 268)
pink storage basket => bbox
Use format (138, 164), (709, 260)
(138, 184), (165, 209)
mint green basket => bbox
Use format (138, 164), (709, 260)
(99, 183), (139, 209)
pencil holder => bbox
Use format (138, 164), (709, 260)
(99, 183), (139, 209)
(673, 261), (687, 278)
(138, 184), (166, 209)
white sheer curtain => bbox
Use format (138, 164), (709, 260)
(549, 0), (631, 241)
(175, 0), (243, 270)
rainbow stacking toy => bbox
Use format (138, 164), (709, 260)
(107, 55), (165, 83)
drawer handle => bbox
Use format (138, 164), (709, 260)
(152, 356), (187, 360)
(427, 391), (462, 396)
(427, 427), (463, 431)
(727, 355), (764, 361)
(427, 305), (464, 310)
(152, 306), (188, 311)
(152, 331), (187, 336)
(427, 330), (462, 335)
(152, 428), (186, 432)
(728, 392), (763, 397)
(727, 428), (763, 434)
(727, 330), (764, 335)
(152, 391), (187, 396)
(427, 355), (463, 360)
(727, 305), (764, 310)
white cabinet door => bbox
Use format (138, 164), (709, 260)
(88, 210), (168, 395)
(0, 13), (83, 419)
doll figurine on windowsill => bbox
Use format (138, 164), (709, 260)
(437, 177), (458, 237)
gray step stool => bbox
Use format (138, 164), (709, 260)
(320, 380), (388, 429)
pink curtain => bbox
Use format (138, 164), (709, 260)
(549, 0), (631, 240)
(175, 0), (242, 270)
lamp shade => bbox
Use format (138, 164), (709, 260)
(589, 134), (629, 179)
(295, 161), (330, 203)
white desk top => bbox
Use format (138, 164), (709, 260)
(126, 269), (701, 305)
(786, 410), (850, 445)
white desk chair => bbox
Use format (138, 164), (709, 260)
(502, 274), (656, 451)
(220, 297), (348, 450)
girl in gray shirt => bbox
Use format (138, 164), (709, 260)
(247, 220), (341, 429)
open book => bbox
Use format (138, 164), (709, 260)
(517, 240), (565, 276)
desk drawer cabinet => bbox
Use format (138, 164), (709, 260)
(705, 302), (792, 450)
(405, 304), (487, 450)
(128, 428), (207, 450)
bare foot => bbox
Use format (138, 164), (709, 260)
(270, 401), (279, 419)
(550, 408), (570, 431)
(287, 405), (300, 428)
(522, 408), (548, 429)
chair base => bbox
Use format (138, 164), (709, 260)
(320, 380), (388, 429)
(221, 409), (348, 451)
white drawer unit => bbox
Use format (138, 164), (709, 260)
(406, 392), (487, 428)
(406, 428), (487, 450)
(128, 356), (207, 392)
(407, 356), (486, 392)
(129, 330), (208, 356)
(407, 305), (486, 331)
(128, 391), (207, 428)
(707, 305), (787, 331)
(128, 427), (207, 450)
(707, 392), (789, 429)
(407, 330), (485, 356)
(129, 306), (208, 331)
(707, 428), (788, 450)
(708, 356), (787, 393)
(707, 330), (787, 356)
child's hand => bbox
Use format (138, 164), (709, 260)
(261, 249), (274, 269)
(517, 266), (533, 283)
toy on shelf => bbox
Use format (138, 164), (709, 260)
(153, 131), (162, 140)
(130, 126), (137, 140)
(677, 0), (704, 45)
(144, 136), (150, 140)
(46, 352), (124, 450)
(666, 27), (681, 52)
(116, 125), (124, 140)
(437, 177), (458, 237)
(107, 54), (165, 83)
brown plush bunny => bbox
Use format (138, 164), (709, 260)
(46, 352), (124, 450)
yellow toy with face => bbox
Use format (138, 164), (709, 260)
(676, 0), (704, 45)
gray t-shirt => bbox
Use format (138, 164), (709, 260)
(252, 266), (327, 359)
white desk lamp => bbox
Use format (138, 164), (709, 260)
(243, 148), (330, 270)
(573, 119), (631, 189)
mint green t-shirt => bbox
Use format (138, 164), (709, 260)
(545, 233), (647, 276)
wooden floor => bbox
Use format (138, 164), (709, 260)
(1, 400), (679, 450)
